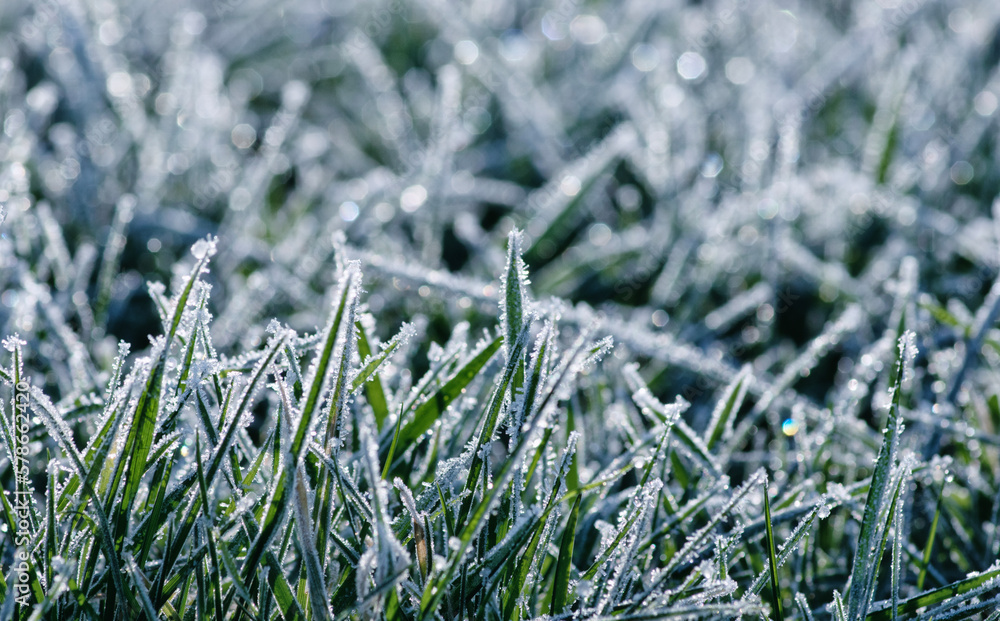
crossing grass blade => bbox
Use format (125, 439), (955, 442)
(382, 334), (503, 468)
(352, 320), (413, 429)
(864, 566), (1000, 621)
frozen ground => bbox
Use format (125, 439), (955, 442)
(1, 0), (1000, 619)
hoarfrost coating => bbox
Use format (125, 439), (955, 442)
(3, 0), (1000, 619)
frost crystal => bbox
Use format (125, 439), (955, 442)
(1, 2), (996, 618)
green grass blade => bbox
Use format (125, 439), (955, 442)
(847, 332), (913, 620)
(704, 366), (751, 450)
(381, 405), (404, 480)
(916, 487), (942, 591)
(455, 325), (528, 530)
(352, 320), (413, 429)
(501, 228), (528, 357)
(865, 566), (1000, 621)
(551, 494), (582, 616)
(294, 463), (332, 621)
(763, 476), (784, 621)
(384, 334), (503, 465)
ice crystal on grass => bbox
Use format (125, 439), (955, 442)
(3, 0), (1000, 618)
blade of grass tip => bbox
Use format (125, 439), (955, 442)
(395, 479), (430, 582)
(832, 590), (847, 621)
(501, 227), (529, 398)
(501, 228), (529, 362)
(551, 494), (582, 616)
(764, 476), (784, 621)
(847, 332), (914, 621)
(916, 486), (942, 591)
(794, 593), (815, 621)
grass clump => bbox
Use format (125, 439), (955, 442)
(3, 229), (999, 620)
(3, 0), (1000, 619)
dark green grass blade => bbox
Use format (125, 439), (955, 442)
(705, 366), (751, 450)
(763, 477), (784, 621)
(551, 494), (582, 616)
(353, 319), (406, 430)
(381, 406), (404, 480)
(865, 566), (1000, 621)
(916, 487), (942, 590)
(455, 325), (528, 530)
(384, 334), (503, 466)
